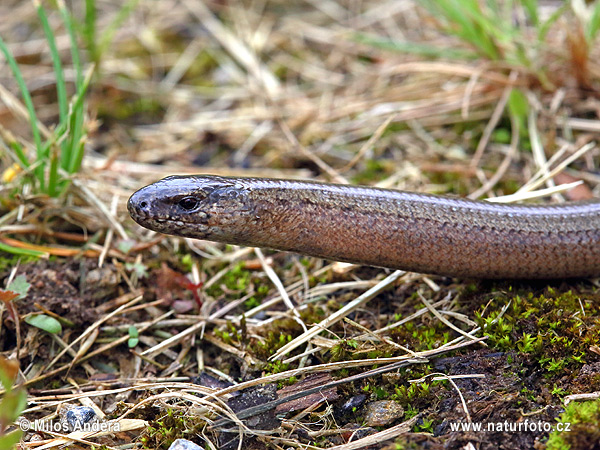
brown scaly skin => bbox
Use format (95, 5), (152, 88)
(128, 175), (600, 279)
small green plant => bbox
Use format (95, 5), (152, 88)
(474, 288), (596, 385)
(79, 0), (140, 71)
(244, 296), (261, 309)
(415, 416), (434, 433)
(6, 276), (62, 334)
(0, 0), (141, 199)
(517, 332), (538, 353)
(550, 384), (567, 397)
(0, 1), (91, 197)
(422, 1), (555, 66)
(374, 386), (388, 400)
(393, 381), (436, 405)
(403, 404), (419, 419)
(126, 261), (149, 279)
(141, 408), (204, 449)
(0, 356), (27, 450)
(180, 254), (194, 272)
(571, 352), (585, 363)
(127, 326), (139, 348)
(264, 360), (289, 375)
(25, 315), (62, 334)
(521, 387), (536, 401)
(207, 262), (252, 296)
(543, 358), (567, 373)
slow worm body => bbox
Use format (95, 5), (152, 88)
(127, 175), (600, 279)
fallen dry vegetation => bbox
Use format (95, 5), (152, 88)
(0, 1), (599, 449)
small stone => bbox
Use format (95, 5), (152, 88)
(84, 268), (119, 300)
(334, 394), (368, 421)
(168, 438), (204, 450)
(363, 400), (404, 427)
(340, 394), (368, 413)
(65, 406), (96, 431)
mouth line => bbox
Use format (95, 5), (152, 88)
(131, 212), (200, 227)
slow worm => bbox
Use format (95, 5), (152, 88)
(127, 175), (600, 279)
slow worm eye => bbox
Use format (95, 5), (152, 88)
(178, 196), (199, 211)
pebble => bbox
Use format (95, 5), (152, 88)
(363, 400), (404, 427)
(64, 406), (96, 431)
(168, 438), (204, 450)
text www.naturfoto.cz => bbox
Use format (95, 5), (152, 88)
(449, 420), (571, 433)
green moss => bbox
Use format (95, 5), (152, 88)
(97, 95), (164, 122)
(352, 159), (395, 184)
(425, 170), (472, 196)
(213, 327), (235, 346)
(140, 408), (206, 449)
(491, 127), (511, 144)
(205, 261), (262, 303)
(550, 384), (567, 398)
(243, 296), (261, 309)
(546, 400), (600, 450)
(0, 255), (38, 271)
(393, 438), (422, 450)
(249, 325), (295, 360)
(223, 262), (252, 291)
(257, 284), (270, 296)
(388, 318), (451, 353)
(186, 51), (219, 84)
(392, 379), (441, 408)
(520, 387), (537, 401)
(414, 416), (434, 433)
(473, 288), (600, 379)
(330, 339), (359, 362)
(374, 386), (387, 400)
(264, 360), (290, 375)
(180, 254), (193, 272)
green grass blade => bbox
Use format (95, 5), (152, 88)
(0, 36), (43, 187)
(354, 33), (477, 59)
(58, 0), (86, 174)
(507, 88), (529, 136)
(98, 0), (140, 58)
(83, 0), (98, 66)
(67, 111), (85, 173)
(47, 146), (60, 197)
(0, 130), (30, 169)
(587, 1), (600, 43)
(68, 138), (86, 174)
(36, 0), (70, 187)
(538, 3), (568, 41)
(8, 142), (29, 169)
(458, 2), (515, 57)
(0, 428), (22, 450)
(0, 242), (46, 258)
(520, 0), (539, 26)
(423, 0), (502, 60)
(58, 0), (83, 85)
(36, 3), (67, 122)
(67, 66), (93, 173)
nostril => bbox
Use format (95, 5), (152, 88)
(140, 201), (148, 209)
